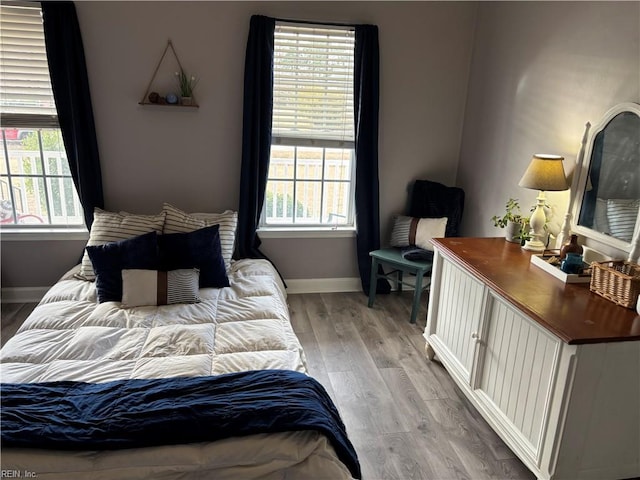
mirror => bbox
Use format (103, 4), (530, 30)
(566, 103), (640, 261)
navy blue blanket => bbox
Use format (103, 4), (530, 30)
(1, 370), (361, 479)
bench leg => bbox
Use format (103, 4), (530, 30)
(410, 272), (424, 324)
(397, 270), (403, 293)
(368, 258), (379, 308)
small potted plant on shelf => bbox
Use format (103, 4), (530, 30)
(176, 69), (198, 105)
(491, 198), (529, 244)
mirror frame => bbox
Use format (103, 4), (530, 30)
(564, 102), (640, 262)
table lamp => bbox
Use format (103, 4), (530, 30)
(518, 154), (569, 252)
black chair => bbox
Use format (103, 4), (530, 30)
(368, 180), (465, 324)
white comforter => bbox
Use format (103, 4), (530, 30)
(0, 260), (355, 480)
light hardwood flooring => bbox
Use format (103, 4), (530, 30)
(1, 294), (535, 480)
(288, 292), (534, 480)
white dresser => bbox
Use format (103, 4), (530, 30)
(425, 237), (640, 480)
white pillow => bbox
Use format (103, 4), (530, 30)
(121, 269), (201, 308)
(390, 215), (448, 251)
(162, 203), (237, 270)
(78, 208), (166, 280)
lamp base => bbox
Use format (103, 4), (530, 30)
(522, 239), (546, 252)
(524, 191), (548, 253)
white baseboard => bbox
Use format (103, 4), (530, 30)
(285, 277), (362, 294)
(1, 287), (49, 303)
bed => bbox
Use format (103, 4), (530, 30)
(0, 204), (360, 480)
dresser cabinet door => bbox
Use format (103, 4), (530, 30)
(474, 292), (561, 464)
(430, 256), (486, 384)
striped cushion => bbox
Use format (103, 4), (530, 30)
(162, 203), (237, 270)
(607, 199), (639, 242)
(79, 208), (166, 280)
(390, 215), (448, 251)
(121, 269), (201, 307)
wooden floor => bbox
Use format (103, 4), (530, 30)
(288, 292), (535, 480)
(1, 302), (37, 347)
(1, 294), (535, 480)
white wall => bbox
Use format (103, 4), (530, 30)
(458, 1), (640, 248)
(1, 1), (476, 288)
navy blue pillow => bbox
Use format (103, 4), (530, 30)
(158, 225), (229, 288)
(86, 232), (159, 303)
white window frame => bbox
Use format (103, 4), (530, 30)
(259, 22), (357, 237)
(0, 1), (86, 237)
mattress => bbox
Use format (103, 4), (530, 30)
(0, 259), (356, 479)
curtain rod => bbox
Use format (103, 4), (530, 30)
(274, 16), (357, 29)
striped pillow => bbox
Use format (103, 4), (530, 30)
(607, 199), (639, 242)
(79, 208), (166, 280)
(390, 215), (448, 251)
(162, 203), (237, 270)
(121, 269), (201, 307)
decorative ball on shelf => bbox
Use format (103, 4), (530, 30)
(148, 91), (160, 103)
(165, 93), (178, 105)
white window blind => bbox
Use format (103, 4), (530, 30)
(273, 24), (355, 145)
(0, 1), (57, 119)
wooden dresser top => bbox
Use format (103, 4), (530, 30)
(433, 237), (640, 344)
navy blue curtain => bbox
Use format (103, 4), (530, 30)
(236, 15), (275, 260)
(354, 25), (390, 295)
(41, 1), (103, 229)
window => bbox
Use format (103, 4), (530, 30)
(261, 23), (356, 229)
(0, 2), (83, 227)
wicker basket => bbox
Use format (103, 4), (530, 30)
(589, 261), (640, 309)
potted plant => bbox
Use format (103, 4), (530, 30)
(513, 220), (531, 246)
(175, 69), (198, 105)
(491, 198), (529, 243)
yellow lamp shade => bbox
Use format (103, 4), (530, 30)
(518, 154), (569, 192)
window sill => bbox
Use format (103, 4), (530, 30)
(257, 227), (356, 239)
(1, 227), (89, 241)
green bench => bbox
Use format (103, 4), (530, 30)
(368, 247), (433, 324)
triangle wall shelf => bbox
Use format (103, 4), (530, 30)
(139, 39), (199, 108)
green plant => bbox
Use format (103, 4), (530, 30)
(491, 198), (527, 228)
(514, 222), (532, 244)
(21, 130), (63, 151)
(175, 69), (198, 97)
(265, 190), (305, 219)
